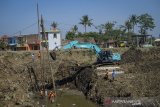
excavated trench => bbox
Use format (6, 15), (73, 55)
(54, 47), (160, 106)
(1, 47), (160, 106)
(0, 51), (97, 106)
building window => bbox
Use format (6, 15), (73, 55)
(53, 33), (57, 38)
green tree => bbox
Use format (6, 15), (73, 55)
(129, 14), (138, 33)
(83, 32), (99, 38)
(79, 15), (93, 32)
(124, 20), (132, 33)
(66, 31), (75, 40)
(94, 25), (103, 34)
(102, 21), (116, 33)
(51, 21), (58, 29)
(138, 13), (155, 35)
(0, 40), (7, 50)
(120, 20), (133, 43)
(71, 25), (78, 34)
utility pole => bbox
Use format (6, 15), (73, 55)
(40, 15), (46, 90)
(40, 15), (56, 91)
(37, 0), (41, 50)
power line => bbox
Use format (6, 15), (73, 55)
(10, 22), (37, 36)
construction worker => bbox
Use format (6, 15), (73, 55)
(51, 91), (56, 103)
(45, 90), (48, 96)
(31, 53), (35, 62)
(40, 89), (44, 98)
(48, 91), (52, 100)
(112, 69), (116, 81)
(48, 91), (56, 103)
(104, 69), (109, 80)
(37, 51), (41, 59)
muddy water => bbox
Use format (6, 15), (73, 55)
(34, 89), (99, 107)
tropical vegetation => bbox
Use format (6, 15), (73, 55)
(66, 13), (155, 46)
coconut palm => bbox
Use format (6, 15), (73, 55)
(71, 25), (78, 34)
(124, 20), (132, 33)
(95, 25), (103, 34)
(79, 15), (93, 32)
(102, 21), (116, 33)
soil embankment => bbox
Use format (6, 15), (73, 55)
(0, 52), (39, 106)
(0, 48), (160, 106)
(56, 48), (160, 106)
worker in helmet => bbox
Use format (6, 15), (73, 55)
(112, 70), (116, 81)
(48, 91), (56, 103)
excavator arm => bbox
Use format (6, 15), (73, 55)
(61, 41), (121, 64)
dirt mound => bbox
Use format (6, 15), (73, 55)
(0, 52), (39, 106)
(127, 48), (160, 99)
(120, 47), (143, 64)
(128, 47), (160, 73)
(56, 60), (78, 79)
(75, 67), (97, 96)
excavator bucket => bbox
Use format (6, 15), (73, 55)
(50, 51), (56, 60)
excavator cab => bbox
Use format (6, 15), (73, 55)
(97, 50), (112, 63)
(97, 50), (120, 64)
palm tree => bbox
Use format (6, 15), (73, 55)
(95, 25), (103, 34)
(79, 15), (93, 32)
(102, 21), (116, 33)
(71, 25), (78, 34)
(129, 14), (138, 33)
(51, 21), (58, 30)
(124, 20), (132, 33)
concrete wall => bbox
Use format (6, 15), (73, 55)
(48, 33), (61, 50)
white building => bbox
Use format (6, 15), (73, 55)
(46, 29), (61, 50)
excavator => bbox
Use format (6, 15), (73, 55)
(50, 40), (121, 64)
(50, 40), (123, 77)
